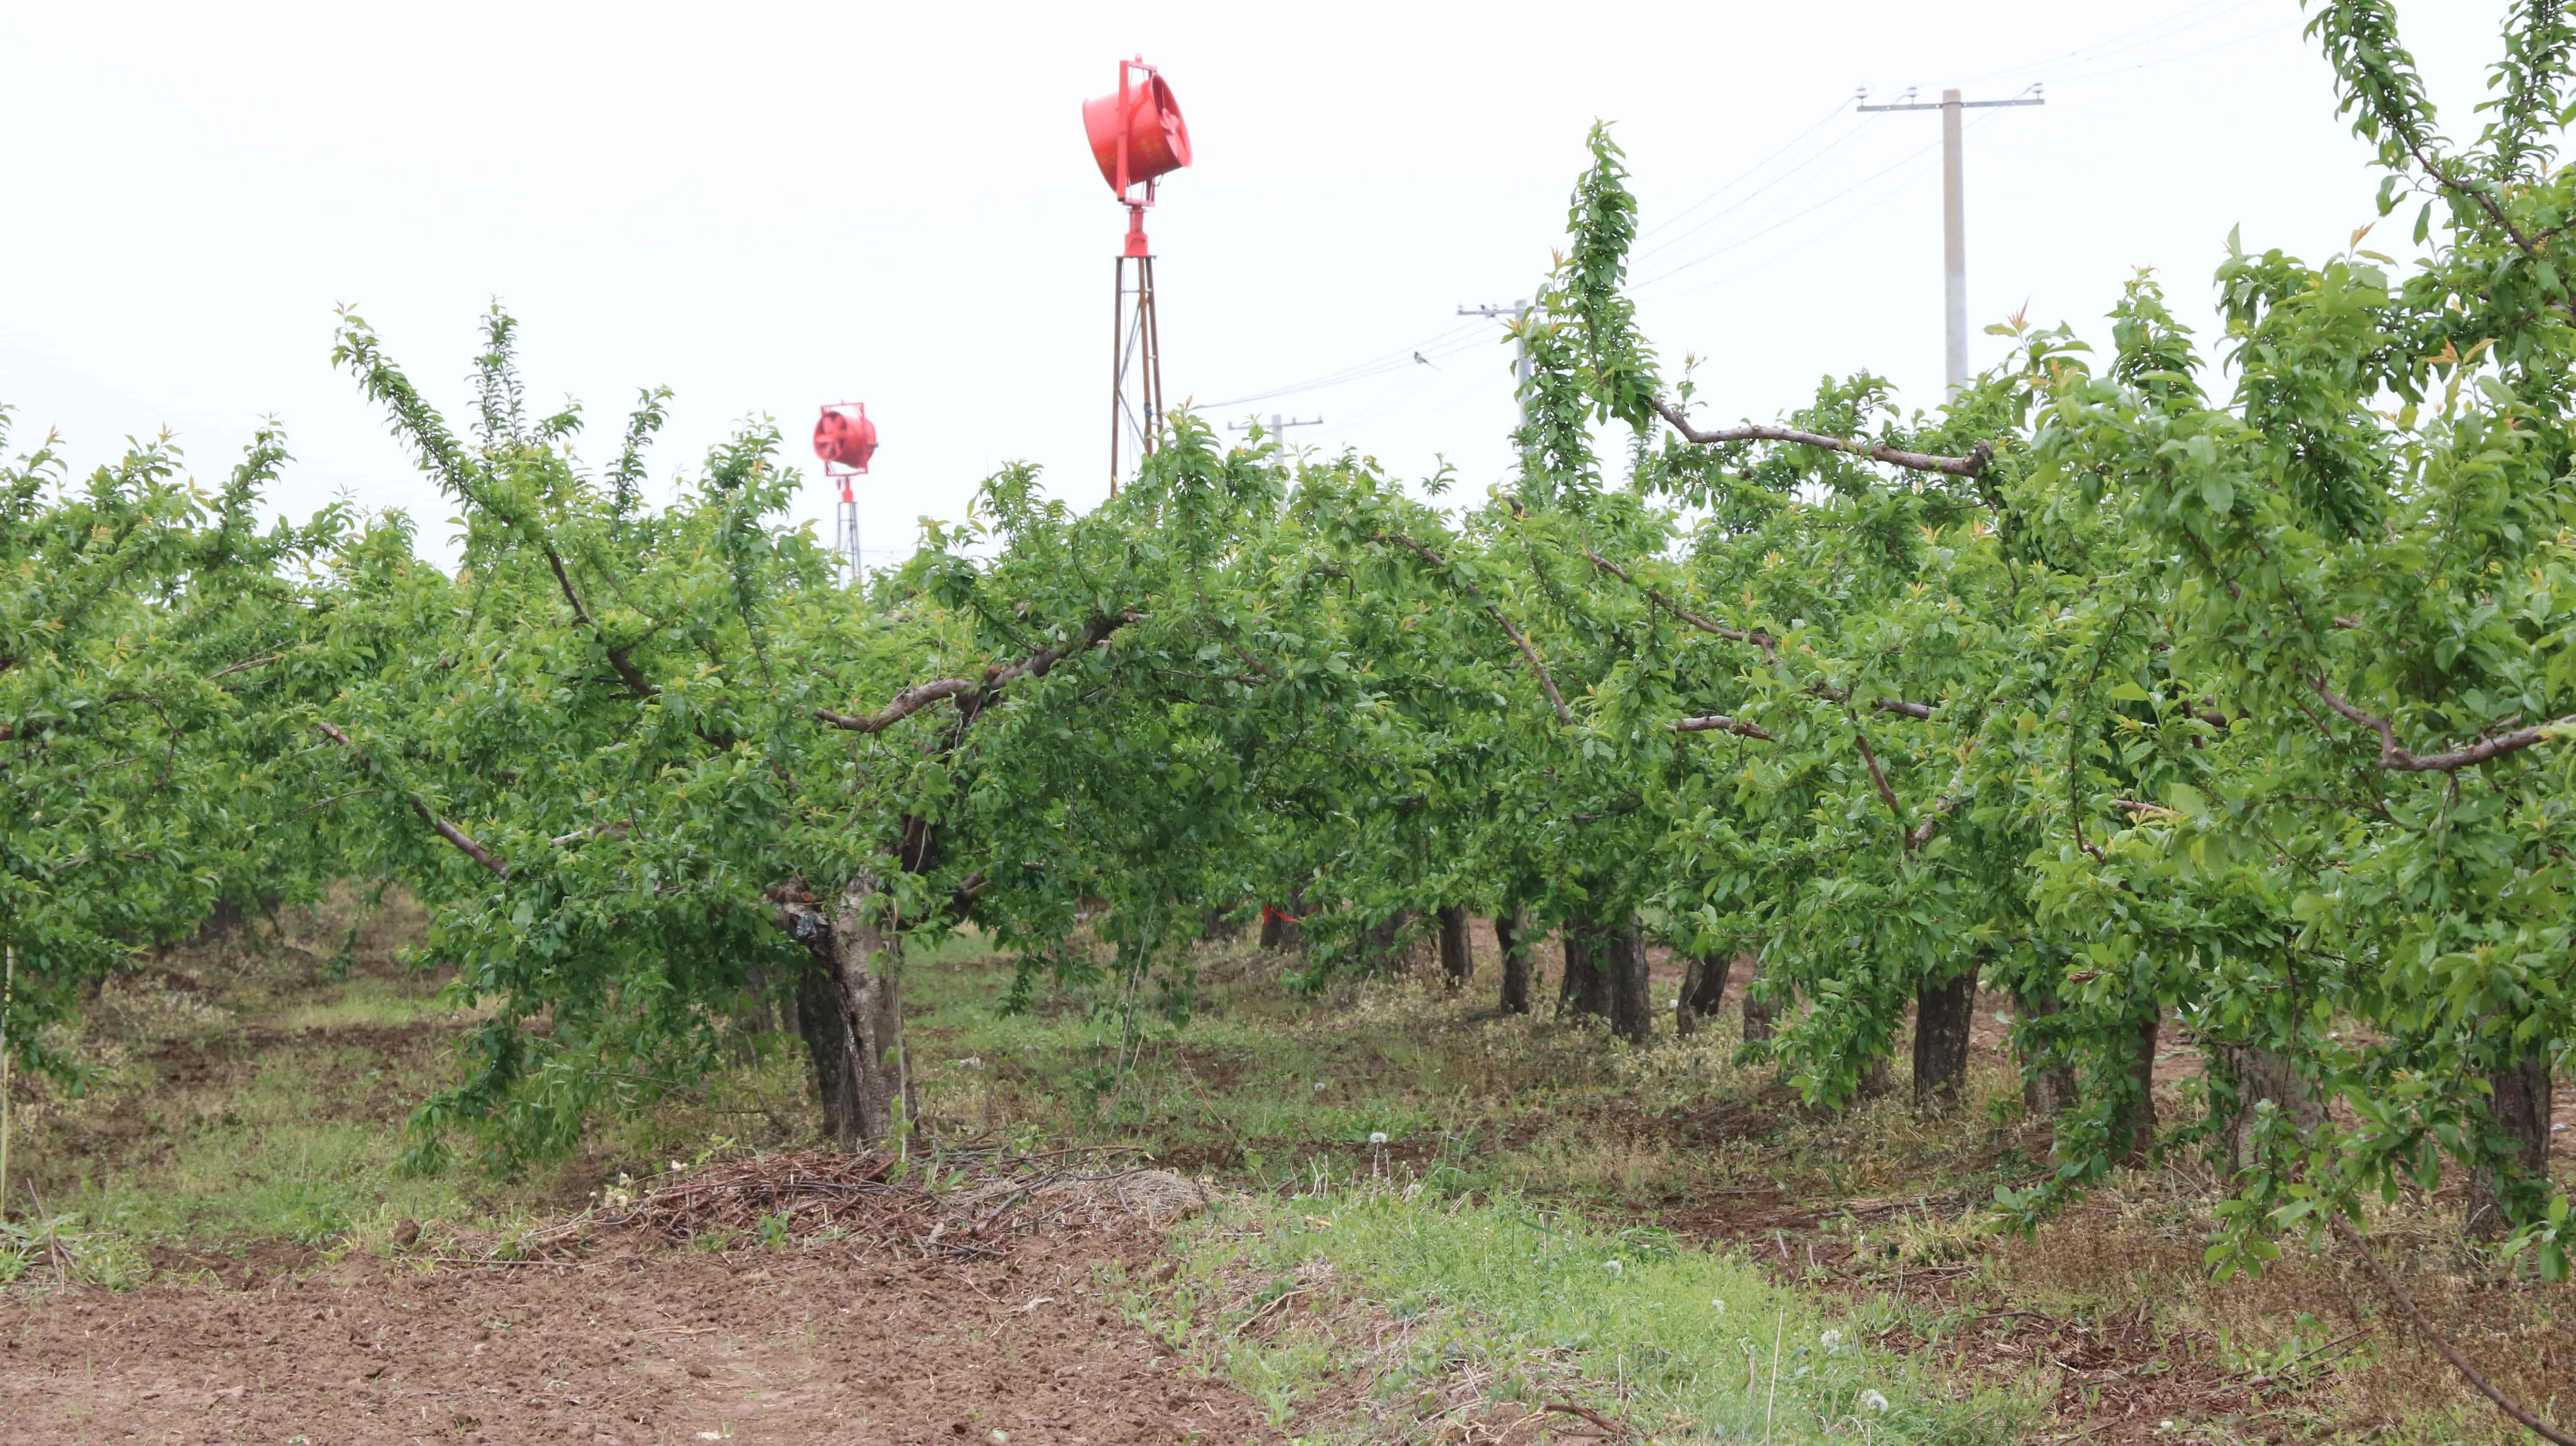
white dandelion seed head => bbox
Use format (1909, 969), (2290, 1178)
(1858, 1389), (1889, 1413)
(1711, 1298), (1726, 1315)
(1369, 1132), (1389, 1145)
(1313, 1081), (1328, 1092)
(1820, 1328), (1844, 1350)
(1602, 1259), (1624, 1276)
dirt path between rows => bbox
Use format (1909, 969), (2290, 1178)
(1, 1160), (1282, 1446)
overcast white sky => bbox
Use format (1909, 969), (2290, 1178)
(0, 1), (2514, 568)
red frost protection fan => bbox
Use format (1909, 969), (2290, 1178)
(813, 402), (876, 587)
(812, 403), (878, 486)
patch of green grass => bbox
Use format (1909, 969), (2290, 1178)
(1158, 1183), (2040, 1444)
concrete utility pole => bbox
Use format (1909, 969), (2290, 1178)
(1857, 84), (2043, 397)
(1227, 413), (1322, 445)
(1459, 299), (1541, 468)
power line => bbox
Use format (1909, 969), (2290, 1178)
(1936, 0), (2266, 87)
(1634, 117), (1876, 265)
(1636, 98), (1855, 245)
(1194, 317), (1491, 411)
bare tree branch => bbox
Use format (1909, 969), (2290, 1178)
(1375, 534), (1572, 725)
(1649, 396), (1992, 477)
(2329, 1214), (2575, 1446)
(1582, 550), (1935, 717)
(1582, 550), (1774, 657)
(812, 614), (1136, 734)
(541, 546), (659, 699)
(315, 720), (510, 878)
(2309, 677), (2576, 773)
(550, 819), (632, 848)
(1851, 726), (1906, 826)
(814, 679), (981, 734)
(1674, 713), (1775, 740)
(206, 653), (284, 683)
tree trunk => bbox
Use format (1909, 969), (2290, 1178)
(1437, 905), (1473, 990)
(1202, 906), (1243, 942)
(1560, 926), (1606, 1019)
(1496, 909), (1532, 1015)
(1260, 883), (1305, 952)
(1564, 916), (1649, 1044)
(775, 874), (910, 1148)
(2466, 1044), (2554, 1242)
(2210, 1042), (2319, 1185)
(1741, 956), (1777, 1045)
(791, 956), (860, 1145)
(1912, 968), (1977, 1114)
(1677, 954), (1734, 1038)
(2013, 988), (2079, 1118)
(1603, 919), (1651, 1046)
(2117, 1011), (2160, 1169)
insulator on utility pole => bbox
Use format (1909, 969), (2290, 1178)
(1227, 413), (1323, 445)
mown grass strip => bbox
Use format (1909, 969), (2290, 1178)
(1157, 1182), (2041, 1444)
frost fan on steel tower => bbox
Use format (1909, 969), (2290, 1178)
(812, 402), (876, 586)
(1082, 56), (1191, 489)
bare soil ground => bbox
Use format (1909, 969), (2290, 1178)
(1, 1155), (1280, 1446)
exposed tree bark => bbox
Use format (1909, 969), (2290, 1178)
(1561, 926), (1609, 1020)
(1741, 955), (1777, 1045)
(2210, 1042), (2321, 1184)
(1563, 916), (1650, 1044)
(790, 954), (860, 1145)
(2466, 1043), (2555, 1242)
(772, 874), (911, 1147)
(1913, 967), (1977, 1114)
(1201, 906), (1244, 942)
(1603, 919), (1653, 1046)
(2013, 989), (2079, 1117)
(1649, 395), (1993, 476)
(1676, 953), (1734, 1038)
(1496, 909), (1533, 1015)
(2117, 1011), (2160, 1169)
(1436, 905), (1473, 990)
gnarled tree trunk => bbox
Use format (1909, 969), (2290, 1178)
(1677, 953), (1734, 1038)
(1564, 915), (1650, 1044)
(2466, 1044), (2554, 1242)
(773, 874), (911, 1148)
(1437, 905), (1473, 990)
(1496, 909), (1533, 1015)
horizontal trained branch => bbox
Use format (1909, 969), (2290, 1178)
(2308, 677), (2576, 773)
(1649, 396), (1992, 477)
(1674, 714), (1774, 740)
(814, 614), (1135, 734)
